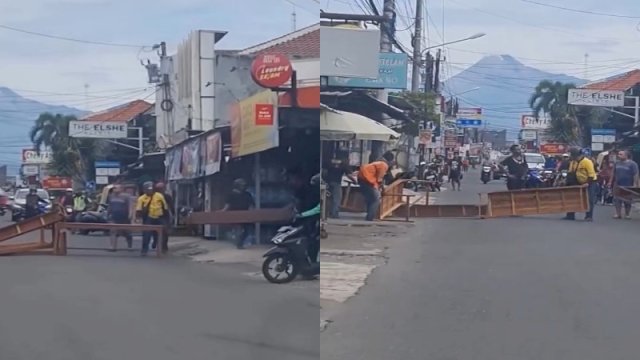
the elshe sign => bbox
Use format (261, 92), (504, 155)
(69, 121), (128, 138)
(568, 89), (625, 107)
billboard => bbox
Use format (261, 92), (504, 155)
(22, 149), (52, 164)
(568, 89), (624, 107)
(521, 115), (550, 130)
(230, 90), (279, 157)
(540, 143), (568, 155)
(326, 53), (409, 89)
(456, 107), (482, 119)
(521, 129), (537, 140)
(444, 129), (458, 148)
(320, 27), (380, 78)
(69, 121), (127, 138)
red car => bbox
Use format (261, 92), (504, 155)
(0, 189), (9, 216)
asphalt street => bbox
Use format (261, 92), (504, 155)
(0, 217), (319, 360)
(322, 169), (640, 360)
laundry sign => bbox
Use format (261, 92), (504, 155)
(69, 121), (128, 138)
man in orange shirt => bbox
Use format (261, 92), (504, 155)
(358, 152), (394, 221)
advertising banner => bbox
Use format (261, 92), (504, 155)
(521, 115), (550, 130)
(166, 147), (183, 181)
(456, 108), (482, 119)
(444, 129), (458, 148)
(326, 52), (409, 89)
(69, 121), (128, 138)
(42, 176), (73, 189)
(539, 143), (568, 155)
(22, 149), (52, 164)
(180, 137), (201, 179)
(521, 129), (538, 140)
(22, 164), (39, 176)
(418, 129), (432, 145)
(230, 90), (280, 158)
(568, 89), (625, 107)
(202, 132), (222, 175)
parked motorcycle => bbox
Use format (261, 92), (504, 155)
(481, 166), (492, 184)
(262, 206), (320, 284)
(525, 168), (544, 189)
(540, 169), (556, 188)
(76, 207), (109, 235)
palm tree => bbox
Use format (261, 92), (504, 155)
(529, 80), (583, 145)
(29, 113), (98, 180)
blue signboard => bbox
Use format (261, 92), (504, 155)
(456, 119), (483, 127)
(591, 128), (616, 136)
(326, 53), (408, 89)
(85, 181), (96, 191)
(94, 161), (120, 168)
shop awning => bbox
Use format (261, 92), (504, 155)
(320, 104), (399, 141)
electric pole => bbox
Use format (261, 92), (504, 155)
(410, 0), (424, 92)
(376, 0), (395, 102)
(433, 49), (441, 93)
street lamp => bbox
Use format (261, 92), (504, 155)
(421, 33), (486, 55)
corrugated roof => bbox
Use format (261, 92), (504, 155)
(83, 100), (154, 123)
(238, 23), (319, 59)
(581, 69), (640, 92)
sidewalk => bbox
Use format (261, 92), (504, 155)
(169, 236), (266, 266)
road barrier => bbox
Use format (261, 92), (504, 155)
(0, 210), (64, 255)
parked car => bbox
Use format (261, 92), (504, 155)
(10, 188), (52, 222)
(0, 189), (9, 216)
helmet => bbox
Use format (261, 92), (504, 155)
(562, 153), (569, 157)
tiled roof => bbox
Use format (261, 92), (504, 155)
(581, 69), (640, 92)
(83, 100), (153, 123)
(238, 23), (319, 59)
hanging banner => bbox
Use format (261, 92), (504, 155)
(230, 90), (280, 158)
(180, 137), (201, 179)
(166, 147), (183, 181)
(203, 132), (222, 175)
(419, 129), (432, 146)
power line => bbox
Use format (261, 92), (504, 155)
(0, 24), (148, 48)
(519, 0), (640, 19)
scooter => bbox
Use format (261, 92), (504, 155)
(525, 168), (544, 188)
(481, 166), (492, 184)
(77, 206), (109, 235)
(262, 205), (320, 284)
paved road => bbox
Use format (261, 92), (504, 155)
(322, 169), (640, 360)
(0, 217), (318, 360)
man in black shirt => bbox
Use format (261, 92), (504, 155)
(223, 179), (255, 249)
(324, 153), (355, 218)
(500, 144), (529, 190)
(447, 152), (463, 191)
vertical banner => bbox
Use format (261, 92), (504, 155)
(203, 132), (222, 175)
(230, 90), (280, 157)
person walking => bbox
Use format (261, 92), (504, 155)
(324, 152), (355, 219)
(107, 185), (133, 251)
(135, 182), (169, 256)
(357, 152), (394, 221)
(610, 150), (639, 219)
(500, 144), (529, 190)
(448, 152), (464, 191)
(564, 147), (597, 221)
(154, 182), (173, 252)
(222, 179), (255, 249)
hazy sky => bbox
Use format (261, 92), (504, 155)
(0, 0), (319, 111)
(325, 0), (640, 82)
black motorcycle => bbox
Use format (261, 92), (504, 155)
(481, 165), (492, 184)
(262, 216), (319, 284)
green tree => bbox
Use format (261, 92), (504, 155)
(29, 113), (98, 181)
(391, 91), (438, 136)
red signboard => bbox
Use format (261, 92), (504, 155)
(444, 129), (458, 148)
(42, 176), (72, 189)
(255, 104), (274, 125)
(250, 53), (293, 88)
(539, 143), (568, 155)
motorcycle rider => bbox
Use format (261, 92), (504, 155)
(59, 188), (74, 207)
(73, 190), (90, 213)
(25, 187), (47, 219)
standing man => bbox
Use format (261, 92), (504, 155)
(222, 179), (254, 249)
(564, 147), (597, 221)
(135, 181), (169, 256)
(447, 151), (463, 191)
(324, 151), (356, 219)
(610, 149), (639, 219)
(357, 152), (394, 221)
(500, 144), (529, 190)
(107, 185), (133, 251)
(154, 182), (173, 252)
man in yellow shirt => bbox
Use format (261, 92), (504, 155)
(564, 147), (597, 221)
(136, 181), (169, 255)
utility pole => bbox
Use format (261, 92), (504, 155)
(410, 0), (424, 92)
(433, 49), (441, 93)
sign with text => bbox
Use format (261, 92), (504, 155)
(22, 164), (39, 176)
(250, 53), (293, 88)
(456, 119), (482, 127)
(326, 52), (409, 89)
(568, 89), (624, 107)
(591, 128), (616, 144)
(230, 90), (279, 158)
(22, 149), (52, 164)
(444, 129), (458, 148)
(255, 104), (274, 125)
(539, 143), (568, 155)
(42, 176), (72, 189)
(419, 129), (432, 146)
(69, 121), (128, 138)
(521, 115), (550, 130)
(456, 108), (482, 119)
(521, 129), (537, 140)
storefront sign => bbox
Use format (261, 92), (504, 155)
(22, 149), (52, 164)
(457, 108), (482, 119)
(539, 143), (568, 155)
(250, 53), (293, 88)
(521, 129), (537, 140)
(69, 121), (128, 138)
(521, 115), (550, 130)
(326, 52), (409, 89)
(42, 176), (72, 189)
(255, 104), (274, 125)
(202, 132), (222, 176)
(568, 89), (625, 107)
(231, 90), (280, 158)
(22, 164), (39, 176)
(444, 129), (457, 148)
(419, 129), (432, 145)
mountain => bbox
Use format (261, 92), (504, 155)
(0, 86), (87, 173)
(443, 55), (586, 135)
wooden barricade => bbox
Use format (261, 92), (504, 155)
(484, 185), (589, 218)
(55, 223), (166, 257)
(379, 179), (407, 219)
(0, 210), (64, 255)
(613, 186), (640, 203)
(186, 206), (294, 225)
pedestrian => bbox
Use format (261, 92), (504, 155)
(357, 151), (394, 221)
(448, 152), (464, 191)
(107, 185), (133, 251)
(135, 181), (169, 256)
(610, 150), (639, 219)
(324, 151), (356, 219)
(563, 147), (597, 221)
(154, 182), (173, 253)
(222, 179), (255, 249)
(500, 144), (529, 190)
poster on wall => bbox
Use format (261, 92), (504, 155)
(203, 132), (222, 175)
(180, 138), (201, 179)
(166, 147), (183, 181)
